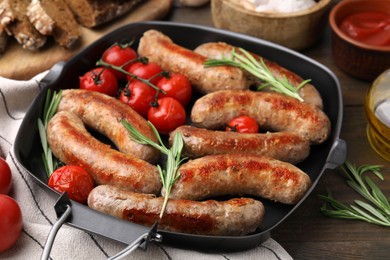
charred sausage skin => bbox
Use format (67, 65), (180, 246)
(169, 125), (310, 164)
(137, 29), (249, 94)
(168, 154), (312, 205)
(57, 89), (160, 164)
(194, 42), (324, 109)
(191, 90), (331, 145)
(88, 184), (265, 236)
(47, 111), (162, 195)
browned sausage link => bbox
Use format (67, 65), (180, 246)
(169, 125), (310, 164)
(137, 29), (249, 94)
(57, 89), (160, 164)
(47, 111), (162, 195)
(88, 184), (265, 236)
(168, 154), (312, 205)
(194, 42), (324, 109)
(191, 90), (330, 145)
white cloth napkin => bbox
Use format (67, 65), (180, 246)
(0, 72), (293, 260)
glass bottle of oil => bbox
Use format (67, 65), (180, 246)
(364, 68), (390, 162)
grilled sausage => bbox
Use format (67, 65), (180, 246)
(169, 125), (310, 164)
(167, 154), (312, 204)
(191, 90), (331, 145)
(47, 111), (162, 195)
(88, 184), (265, 236)
(194, 42), (324, 109)
(137, 29), (249, 94)
(57, 89), (159, 164)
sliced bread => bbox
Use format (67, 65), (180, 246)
(1, 0), (46, 51)
(65, 0), (143, 28)
(0, 24), (8, 54)
(27, 0), (81, 48)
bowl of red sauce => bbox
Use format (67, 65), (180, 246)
(329, 0), (390, 81)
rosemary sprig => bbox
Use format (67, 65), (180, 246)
(38, 89), (62, 176)
(319, 161), (390, 227)
(204, 48), (311, 102)
(121, 120), (186, 218)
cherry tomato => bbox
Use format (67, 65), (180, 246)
(0, 195), (22, 252)
(79, 67), (118, 97)
(48, 165), (94, 204)
(156, 73), (192, 106)
(0, 157), (12, 194)
(102, 43), (137, 80)
(148, 97), (186, 135)
(127, 61), (163, 85)
(119, 80), (156, 118)
(226, 116), (259, 133)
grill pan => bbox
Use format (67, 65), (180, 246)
(14, 21), (346, 252)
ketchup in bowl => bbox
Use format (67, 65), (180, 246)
(339, 11), (390, 47)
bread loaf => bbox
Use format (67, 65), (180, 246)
(65, 0), (144, 28)
(0, 0), (46, 51)
(27, 0), (81, 48)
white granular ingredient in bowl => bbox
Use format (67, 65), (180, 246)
(243, 0), (317, 13)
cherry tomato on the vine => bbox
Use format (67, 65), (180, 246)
(226, 116), (259, 133)
(0, 157), (12, 194)
(79, 67), (118, 97)
(148, 97), (186, 135)
(156, 73), (192, 106)
(119, 80), (156, 118)
(127, 61), (163, 85)
(48, 165), (94, 204)
(0, 194), (22, 252)
(102, 42), (138, 80)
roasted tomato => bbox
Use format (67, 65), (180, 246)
(0, 195), (22, 252)
(148, 97), (186, 135)
(48, 165), (94, 204)
(156, 73), (192, 106)
(101, 42), (138, 80)
(127, 61), (163, 85)
(79, 67), (118, 97)
(0, 157), (12, 194)
(226, 116), (259, 133)
(119, 80), (156, 118)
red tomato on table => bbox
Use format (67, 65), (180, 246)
(148, 97), (186, 135)
(0, 157), (12, 194)
(48, 165), (94, 204)
(102, 43), (138, 80)
(0, 195), (22, 252)
(156, 73), (192, 106)
(79, 67), (118, 97)
(226, 116), (259, 133)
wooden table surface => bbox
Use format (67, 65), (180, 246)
(167, 3), (390, 260)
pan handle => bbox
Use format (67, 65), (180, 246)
(42, 192), (163, 259)
(325, 138), (347, 169)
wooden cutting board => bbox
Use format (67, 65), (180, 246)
(0, 0), (173, 80)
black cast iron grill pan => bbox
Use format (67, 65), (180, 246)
(13, 21), (346, 252)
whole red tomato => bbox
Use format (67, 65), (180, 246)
(0, 195), (22, 252)
(156, 73), (192, 106)
(79, 67), (118, 97)
(119, 80), (156, 118)
(226, 116), (259, 133)
(102, 43), (137, 80)
(127, 61), (163, 85)
(148, 97), (186, 135)
(48, 165), (94, 204)
(0, 157), (12, 194)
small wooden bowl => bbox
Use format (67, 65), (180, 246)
(211, 0), (332, 50)
(329, 0), (390, 81)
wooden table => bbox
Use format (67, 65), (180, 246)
(167, 3), (390, 260)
